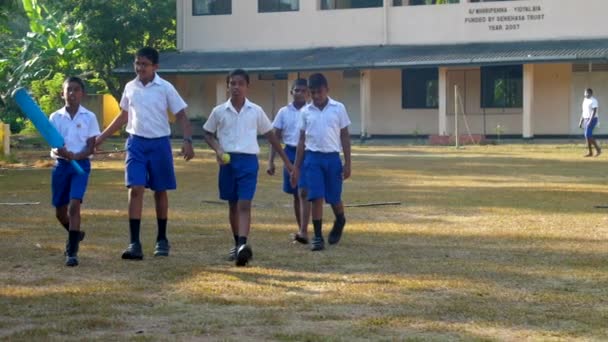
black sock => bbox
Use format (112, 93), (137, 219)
(67, 230), (80, 256)
(335, 213), (346, 225)
(157, 218), (167, 241)
(61, 222), (69, 232)
(129, 219), (141, 244)
(313, 219), (323, 238)
(233, 234), (239, 247)
(237, 236), (247, 247)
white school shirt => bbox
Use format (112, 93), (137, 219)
(272, 102), (304, 147)
(582, 96), (599, 119)
(120, 73), (187, 138)
(300, 97), (351, 153)
(49, 105), (101, 159)
(203, 98), (273, 154)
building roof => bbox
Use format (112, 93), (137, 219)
(116, 39), (608, 74)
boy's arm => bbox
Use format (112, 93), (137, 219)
(340, 127), (351, 180)
(290, 130), (306, 188)
(175, 109), (194, 161)
(267, 128), (283, 175)
(73, 137), (96, 160)
(96, 110), (128, 146)
(202, 129), (226, 165)
(264, 130), (293, 173)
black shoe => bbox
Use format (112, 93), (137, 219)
(65, 256), (79, 267)
(121, 242), (143, 260)
(153, 239), (170, 257)
(328, 218), (346, 245)
(311, 236), (325, 251)
(64, 231), (86, 256)
(235, 244), (253, 266)
(227, 246), (237, 261)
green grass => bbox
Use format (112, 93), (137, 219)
(0, 140), (607, 341)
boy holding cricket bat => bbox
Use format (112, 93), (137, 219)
(49, 76), (100, 267)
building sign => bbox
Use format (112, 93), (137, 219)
(464, 5), (545, 32)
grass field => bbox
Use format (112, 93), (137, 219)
(1, 141), (607, 341)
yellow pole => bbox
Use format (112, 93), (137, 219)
(2, 123), (10, 156)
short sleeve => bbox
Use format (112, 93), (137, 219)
(272, 108), (284, 129)
(166, 84), (188, 114)
(257, 108), (273, 135)
(203, 108), (219, 133)
(119, 88), (129, 111)
(592, 98), (599, 109)
(338, 104), (351, 129)
(88, 114), (101, 137)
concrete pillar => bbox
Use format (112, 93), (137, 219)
(360, 69), (372, 138)
(287, 72), (297, 104)
(438, 67), (448, 136)
(523, 64), (534, 138)
(216, 76), (227, 104)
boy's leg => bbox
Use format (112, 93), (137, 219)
(328, 201), (346, 245)
(311, 199), (325, 251)
(123, 186), (145, 260)
(153, 190), (170, 256)
(292, 188), (310, 244)
(65, 199), (82, 266)
(227, 201), (239, 260)
(123, 136), (149, 260)
(55, 205), (69, 231)
(292, 193), (301, 228)
(235, 200), (253, 266)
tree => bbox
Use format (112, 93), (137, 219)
(0, 0), (83, 132)
(48, 0), (177, 100)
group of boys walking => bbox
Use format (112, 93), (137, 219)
(50, 47), (352, 267)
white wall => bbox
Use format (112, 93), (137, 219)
(179, 0), (608, 52)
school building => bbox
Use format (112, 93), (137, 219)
(116, 0), (608, 138)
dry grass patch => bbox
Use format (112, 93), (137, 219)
(0, 141), (607, 341)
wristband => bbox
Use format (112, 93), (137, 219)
(183, 137), (193, 144)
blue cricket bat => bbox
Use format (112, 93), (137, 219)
(12, 88), (85, 174)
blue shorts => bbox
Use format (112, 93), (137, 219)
(283, 145), (298, 194)
(125, 135), (176, 191)
(584, 117), (598, 139)
(303, 151), (343, 205)
(219, 153), (259, 202)
(51, 159), (91, 207)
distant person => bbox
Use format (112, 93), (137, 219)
(579, 88), (601, 157)
(203, 69), (293, 266)
(96, 47), (195, 260)
(267, 78), (311, 244)
(49, 76), (100, 266)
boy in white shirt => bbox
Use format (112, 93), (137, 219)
(49, 76), (100, 266)
(96, 47), (195, 260)
(579, 88), (601, 157)
(291, 73), (352, 251)
(203, 69), (293, 266)
(267, 78), (311, 244)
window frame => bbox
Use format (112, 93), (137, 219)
(401, 68), (439, 109)
(320, 0), (384, 10)
(480, 65), (523, 109)
(258, 0), (299, 13)
(192, 0), (232, 16)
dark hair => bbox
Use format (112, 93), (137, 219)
(308, 73), (328, 89)
(292, 78), (308, 89)
(226, 69), (250, 85)
(136, 47), (159, 64)
(586, 88), (593, 95)
(63, 76), (86, 92)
